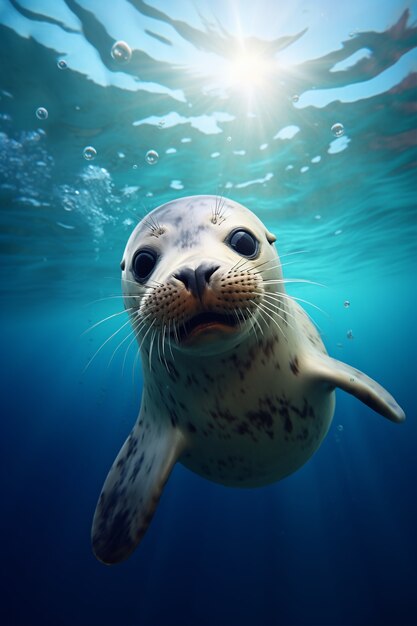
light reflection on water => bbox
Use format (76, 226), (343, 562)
(0, 1), (416, 300)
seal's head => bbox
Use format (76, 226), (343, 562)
(121, 195), (278, 355)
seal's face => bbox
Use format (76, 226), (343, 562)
(121, 195), (280, 356)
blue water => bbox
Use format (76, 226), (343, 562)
(1, 1), (416, 625)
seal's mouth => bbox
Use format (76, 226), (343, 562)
(177, 311), (239, 342)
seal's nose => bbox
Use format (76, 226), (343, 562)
(174, 262), (219, 300)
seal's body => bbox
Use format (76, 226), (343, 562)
(92, 195), (405, 564)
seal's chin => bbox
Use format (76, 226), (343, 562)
(177, 311), (239, 346)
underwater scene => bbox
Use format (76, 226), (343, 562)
(1, 1), (416, 625)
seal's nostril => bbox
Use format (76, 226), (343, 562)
(204, 264), (219, 284)
(174, 267), (194, 292)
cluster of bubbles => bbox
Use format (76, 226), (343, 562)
(80, 146), (160, 165)
(111, 41), (132, 64)
(35, 107), (48, 120)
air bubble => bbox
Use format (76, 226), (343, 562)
(57, 59), (68, 70)
(331, 123), (344, 137)
(145, 149), (159, 165)
(36, 107), (48, 120)
(337, 424), (344, 432)
(226, 136), (232, 143)
(291, 94), (299, 103)
(346, 329), (353, 339)
(111, 41), (132, 64)
(83, 146), (97, 161)
(343, 300), (350, 308)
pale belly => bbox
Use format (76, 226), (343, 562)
(177, 378), (335, 487)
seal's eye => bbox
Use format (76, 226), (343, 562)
(132, 249), (158, 282)
(228, 229), (259, 258)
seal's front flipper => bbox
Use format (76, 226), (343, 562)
(304, 352), (405, 423)
(92, 415), (185, 564)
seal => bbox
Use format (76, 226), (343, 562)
(91, 194), (405, 564)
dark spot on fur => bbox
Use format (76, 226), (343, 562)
(284, 417), (293, 433)
(289, 357), (300, 375)
(170, 409), (179, 428)
(246, 410), (274, 439)
(126, 435), (138, 459)
(262, 338), (276, 359)
(167, 362), (180, 382)
(129, 452), (145, 483)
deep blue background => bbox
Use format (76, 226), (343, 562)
(1, 276), (415, 626)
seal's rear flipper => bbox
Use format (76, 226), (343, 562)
(92, 416), (185, 564)
(304, 352), (405, 423)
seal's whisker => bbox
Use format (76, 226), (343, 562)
(212, 192), (227, 224)
(172, 319), (180, 345)
(143, 215), (165, 238)
(236, 257), (253, 272)
(235, 307), (247, 329)
(159, 324), (170, 373)
(277, 250), (308, 259)
(160, 323), (172, 374)
(137, 318), (155, 350)
(252, 302), (278, 338)
(86, 295), (141, 305)
(156, 325), (163, 365)
(148, 328), (158, 371)
(260, 300), (296, 333)
(232, 308), (243, 328)
(82, 307), (134, 335)
(253, 300), (289, 341)
(132, 318), (156, 383)
(120, 276), (163, 290)
(83, 316), (133, 373)
(258, 292), (299, 323)
(108, 315), (140, 369)
(120, 277), (148, 289)
(277, 291), (328, 318)
(251, 310), (265, 338)
(244, 308), (260, 345)
(250, 260), (298, 275)
(263, 278), (326, 288)
(122, 317), (142, 376)
(262, 288), (322, 329)
(249, 256), (299, 271)
(229, 257), (245, 273)
(166, 319), (175, 361)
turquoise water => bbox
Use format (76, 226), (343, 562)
(0, 2), (416, 625)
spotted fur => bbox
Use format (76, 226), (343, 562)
(92, 195), (405, 564)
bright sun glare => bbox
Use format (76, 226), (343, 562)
(220, 49), (274, 95)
